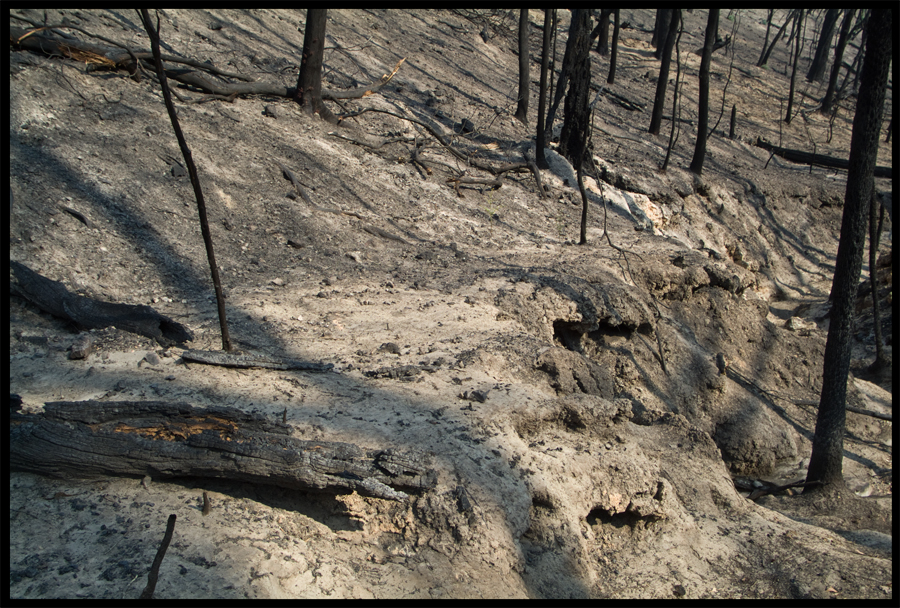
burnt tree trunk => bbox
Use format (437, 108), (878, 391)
(757, 9), (796, 68)
(755, 138), (892, 178)
(654, 9), (674, 59)
(607, 9), (621, 84)
(821, 9), (856, 114)
(10, 401), (437, 501)
(536, 9), (554, 169)
(805, 9), (892, 493)
(758, 9), (775, 66)
(869, 194), (887, 371)
(514, 9), (530, 124)
(807, 8), (842, 82)
(558, 9), (593, 168)
(139, 10), (231, 352)
(651, 10), (662, 48)
(690, 9), (719, 175)
(785, 10), (804, 124)
(660, 15), (684, 172)
(649, 9), (681, 135)
(295, 9), (337, 124)
(556, 9), (593, 244)
(592, 9), (613, 56)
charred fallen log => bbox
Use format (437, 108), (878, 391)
(9, 401), (437, 501)
(756, 137), (892, 178)
(10, 261), (192, 346)
(9, 26), (403, 102)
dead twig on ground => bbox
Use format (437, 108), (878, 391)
(139, 514), (176, 599)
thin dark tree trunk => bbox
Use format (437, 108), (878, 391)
(757, 9), (796, 68)
(869, 194), (886, 370)
(758, 9), (774, 66)
(690, 9), (719, 175)
(536, 9), (553, 169)
(594, 9), (612, 55)
(651, 10), (662, 48)
(545, 10), (574, 149)
(559, 9), (593, 168)
(139, 9), (231, 351)
(294, 9), (336, 124)
(552, 9), (593, 244)
(805, 9), (892, 493)
(514, 9), (530, 124)
(807, 8), (841, 82)
(607, 9), (620, 84)
(655, 9), (674, 59)
(544, 9), (560, 143)
(821, 9), (856, 114)
(649, 9), (681, 135)
(660, 15), (684, 172)
(785, 10), (804, 124)
(850, 11), (869, 94)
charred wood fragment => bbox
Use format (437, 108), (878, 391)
(9, 401), (437, 501)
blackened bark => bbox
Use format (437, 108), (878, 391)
(805, 9), (892, 492)
(558, 9), (593, 169)
(607, 9), (620, 84)
(593, 9), (612, 55)
(807, 8), (842, 82)
(869, 195), (886, 369)
(536, 9), (554, 169)
(514, 9), (530, 124)
(10, 261), (193, 346)
(690, 9), (719, 175)
(649, 9), (681, 135)
(660, 17), (684, 172)
(651, 10), (662, 48)
(295, 9), (336, 124)
(757, 9), (796, 68)
(10, 401), (437, 501)
(655, 9), (674, 59)
(785, 10), (804, 124)
(821, 9), (856, 114)
(758, 9), (774, 66)
(138, 10), (230, 351)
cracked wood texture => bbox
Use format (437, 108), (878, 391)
(9, 401), (437, 501)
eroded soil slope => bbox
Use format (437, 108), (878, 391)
(9, 9), (892, 599)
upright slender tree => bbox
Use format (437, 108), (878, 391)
(654, 9), (674, 59)
(651, 10), (662, 48)
(805, 8), (892, 493)
(514, 9), (530, 124)
(607, 9), (620, 84)
(559, 9), (593, 167)
(294, 9), (336, 123)
(690, 9), (719, 175)
(535, 9), (554, 169)
(544, 10), (577, 151)
(592, 9), (613, 55)
(661, 14), (685, 172)
(758, 9), (775, 65)
(649, 9), (681, 135)
(785, 10), (804, 124)
(821, 9), (856, 114)
(868, 194), (887, 372)
(553, 9), (593, 245)
(757, 9), (796, 68)
(807, 8), (842, 82)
